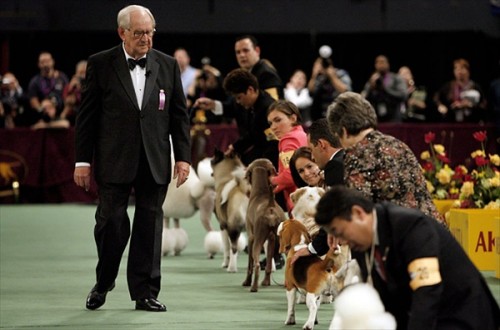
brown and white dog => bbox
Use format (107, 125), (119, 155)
(278, 219), (344, 330)
(243, 158), (286, 292)
(211, 149), (250, 272)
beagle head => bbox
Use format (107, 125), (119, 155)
(277, 219), (311, 254)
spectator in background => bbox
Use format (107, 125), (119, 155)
(62, 60), (87, 126)
(174, 48), (200, 106)
(1, 72), (27, 128)
(434, 58), (488, 123)
(361, 55), (407, 122)
(234, 35), (283, 100)
(326, 92), (444, 223)
(27, 52), (69, 123)
(188, 63), (228, 124)
(488, 59), (500, 142)
(398, 65), (427, 122)
(284, 69), (313, 127)
(31, 97), (70, 130)
(308, 54), (351, 122)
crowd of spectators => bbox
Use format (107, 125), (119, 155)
(2, 43), (499, 129)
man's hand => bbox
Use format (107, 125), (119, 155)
(74, 166), (91, 192)
(290, 247), (311, 264)
(173, 161), (190, 188)
(193, 97), (215, 111)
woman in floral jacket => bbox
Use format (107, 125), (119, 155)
(326, 92), (444, 223)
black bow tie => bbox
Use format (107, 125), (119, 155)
(128, 58), (147, 70)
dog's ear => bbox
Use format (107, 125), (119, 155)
(290, 187), (306, 204)
(212, 149), (224, 165)
(269, 162), (278, 176)
(245, 163), (254, 184)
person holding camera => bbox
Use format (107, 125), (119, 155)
(61, 60), (87, 126)
(307, 46), (352, 121)
(361, 54), (407, 122)
(27, 52), (69, 123)
(1, 72), (27, 128)
(30, 97), (70, 130)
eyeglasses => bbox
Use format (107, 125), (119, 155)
(127, 29), (156, 39)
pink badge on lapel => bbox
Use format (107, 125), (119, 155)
(159, 89), (165, 111)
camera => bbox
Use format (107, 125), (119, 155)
(319, 45), (332, 69)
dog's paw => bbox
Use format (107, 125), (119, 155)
(302, 322), (314, 330)
(285, 316), (296, 325)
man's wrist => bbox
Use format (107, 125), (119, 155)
(307, 243), (317, 255)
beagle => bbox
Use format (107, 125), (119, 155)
(277, 219), (342, 330)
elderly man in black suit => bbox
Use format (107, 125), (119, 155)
(315, 186), (500, 330)
(74, 4), (191, 312)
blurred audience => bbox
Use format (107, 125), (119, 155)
(174, 48), (201, 107)
(488, 59), (500, 141)
(27, 52), (68, 125)
(361, 55), (407, 122)
(284, 69), (313, 127)
(433, 58), (488, 123)
(62, 60), (87, 126)
(188, 62), (228, 124)
(31, 97), (70, 130)
(1, 72), (28, 128)
(398, 65), (427, 122)
(308, 50), (352, 122)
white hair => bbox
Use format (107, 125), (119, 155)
(117, 5), (156, 29)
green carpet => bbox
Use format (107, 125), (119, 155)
(0, 205), (333, 329)
(1, 205), (499, 329)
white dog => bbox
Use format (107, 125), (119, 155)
(329, 283), (396, 330)
(290, 186), (325, 238)
(161, 145), (216, 256)
(204, 230), (247, 259)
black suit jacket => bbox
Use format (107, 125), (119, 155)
(311, 149), (345, 255)
(231, 91), (278, 167)
(75, 45), (191, 184)
(353, 202), (500, 330)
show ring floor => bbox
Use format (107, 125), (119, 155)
(1, 205), (499, 329)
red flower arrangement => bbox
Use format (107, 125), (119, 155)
(455, 131), (500, 209)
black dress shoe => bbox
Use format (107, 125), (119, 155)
(85, 282), (115, 310)
(135, 298), (167, 312)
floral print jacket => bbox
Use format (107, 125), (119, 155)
(344, 130), (444, 223)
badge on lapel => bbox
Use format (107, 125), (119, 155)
(159, 89), (165, 111)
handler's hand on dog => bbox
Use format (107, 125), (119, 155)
(290, 247), (311, 264)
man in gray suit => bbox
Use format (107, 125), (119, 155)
(74, 4), (191, 312)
